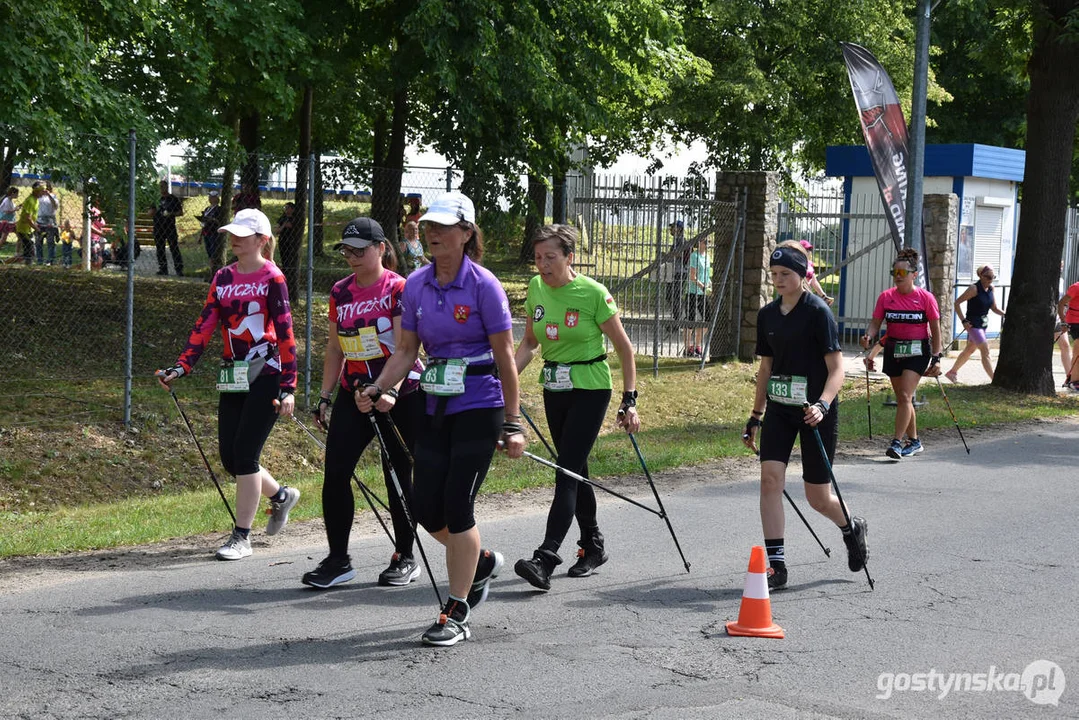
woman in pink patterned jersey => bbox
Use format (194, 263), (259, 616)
(157, 209), (300, 561)
(301, 217), (426, 590)
(860, 247), (942, 460)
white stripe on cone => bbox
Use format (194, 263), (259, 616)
(744, 571), (769, 600)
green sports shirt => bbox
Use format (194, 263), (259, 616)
(525, 273), (618, 390)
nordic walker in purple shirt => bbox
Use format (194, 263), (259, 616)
(366, 191), (525, 647)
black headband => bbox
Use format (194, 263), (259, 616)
(769, 246), (808, 278)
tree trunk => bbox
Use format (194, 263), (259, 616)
(521, 173), (548, 262)
(1, 145), (16, 192)
(372, 86), (409, 251)
(285, 84), (313, 301)
(238, 112), (261, 204)
(214, 119), (241, 273)
(994, 0), (1079, 394)
(552, 158), (568, 224)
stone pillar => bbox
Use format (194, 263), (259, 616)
(715, 171), (780, 361)
(922, 193), (959, 347)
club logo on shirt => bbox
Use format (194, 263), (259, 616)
(545, 323), (559, 341)
(565, 310), (579, 328)
(533, 304), (545, 322)
(454, 304), (471, 323)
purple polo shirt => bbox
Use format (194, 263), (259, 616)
(401, 255), (513, 416)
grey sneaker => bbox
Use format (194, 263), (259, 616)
(421, 598), (471, 647)
(215, 529), (252, 561)
(265, 486), (300, 536)
(378, 553), (421, 587)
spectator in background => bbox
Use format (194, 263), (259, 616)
(1056, 260), (1071, 384)
(16, 181), (45, 265)
(35, 181), (59, 265)
(0, 186), (18, 252)
(800, 239), (834, 306)
(199, 191), (223, 271)
(233, 182), (261, 212)
(152, 179), (185, 276)
(403, 196), (422, 228)
(399, 220), (427, 274)
(87, 205), (113, 269)
(274, 201), (300, 261)
(683, 236), (711, 357)
(60, 219), (76, 268)
(666, 220), (689, 323)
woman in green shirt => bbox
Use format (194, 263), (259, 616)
(512, 224), (640, 591)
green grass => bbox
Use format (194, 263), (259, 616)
(2, 252), (1078, 557)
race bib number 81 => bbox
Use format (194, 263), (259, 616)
(217, 361), (250, 392)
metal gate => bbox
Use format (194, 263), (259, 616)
(778, 188), (894, 345)
(572, 174), (745, 375)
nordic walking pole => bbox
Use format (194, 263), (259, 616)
(287, 413), (397, 547)
(520, 406), (558, 460)
(517, 406), (672, 513)
(748, 448), (831, 558)
(626, 432), (691, 572)
(367, 413), (443, 608)
(158, 380), (237, 526)
(933, 376), (971, 454)
(864, 359), (873, 440)
(802, 403), (874, 589)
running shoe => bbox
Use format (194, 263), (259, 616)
(514, 549), (561, 591)
(265, 486), (300, 535)
(302, 555), (355, 589)
(466, 549), (503, 608)
(900, 438), (923, 457)
(378, 553), (421, 587)
(421, 599), (471, 647)
(885, 439), (903, 460)
(215, 529), (252, 561)
(568, 529), (608, 578)
(766, 566), (788, 591)
(843, 517), (869, 572)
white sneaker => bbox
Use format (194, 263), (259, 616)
(215, 529), (252, 561)
(265, 486), (300, 536)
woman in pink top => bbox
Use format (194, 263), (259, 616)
(860, 248), (942, 460)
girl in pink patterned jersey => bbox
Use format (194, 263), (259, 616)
(157, 209), (300, 561)
(301, 217), (426, 590)
(860, 247), (942, 460)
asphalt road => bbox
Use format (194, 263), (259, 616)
(1, 420), (1075, 719)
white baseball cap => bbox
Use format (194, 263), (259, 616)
(219, 208), (272, 238)
(418, 191), (475, 226)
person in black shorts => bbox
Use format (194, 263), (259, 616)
(742, 241), (868, 590)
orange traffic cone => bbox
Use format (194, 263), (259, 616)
(725, 545), (784, 639)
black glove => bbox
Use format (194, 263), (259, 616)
(743, 416), (762, 440)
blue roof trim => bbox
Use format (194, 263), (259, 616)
(826, 144), (1025, 181)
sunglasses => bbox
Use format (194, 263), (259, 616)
(981, 273), (996, 280)
(340, 245), (372, 258)
(891, 268), (914, 278)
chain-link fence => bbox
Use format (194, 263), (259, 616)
(1, 132), (749, 436)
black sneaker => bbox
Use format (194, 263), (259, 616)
(421, 598), (471, 647)
(567, 546), (609, 577)
(466, 549), (503, 608)
(514, 549), (561, 591)
(378, 553), (421, 587)
(302, 555), (355, 589)
(843, 517), (869, 572)
(767, 566), (788, 590)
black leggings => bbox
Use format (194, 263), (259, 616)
(323, 388), (423, 558)
(411, 407), (502, 534)
(539, 388), (611, 554)
(217, 372), (281, 476)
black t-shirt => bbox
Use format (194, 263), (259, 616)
(154, 194), (183, 231)
(755, 292), (842, 404)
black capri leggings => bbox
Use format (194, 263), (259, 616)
(411, 407), (503, 535)
(759, 401), (839, 485)
(539, 388), (611, 554)
(217, 372), (281, 476)
(323, 388), (424, 558)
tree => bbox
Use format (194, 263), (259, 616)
(663, 0), (939, 173)
(994, 0), (1079, 394)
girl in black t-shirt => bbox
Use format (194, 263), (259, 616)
(741, 241), (868, 590)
